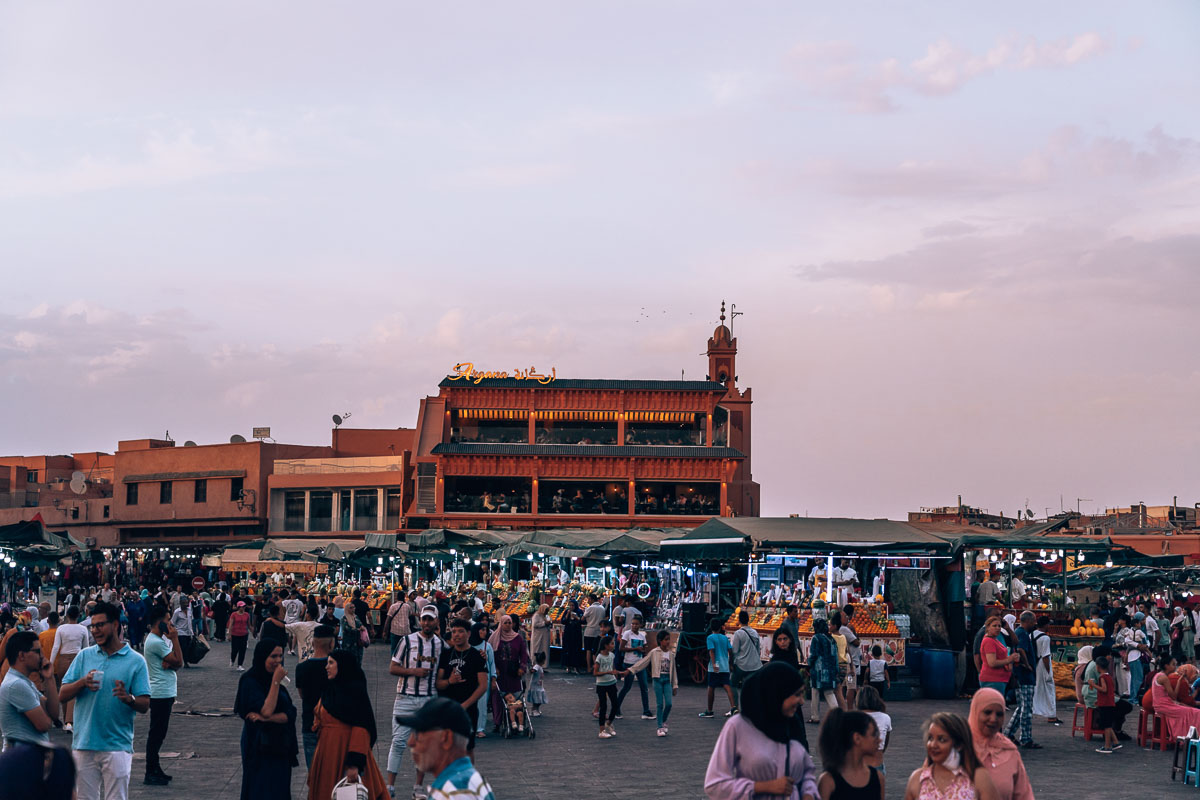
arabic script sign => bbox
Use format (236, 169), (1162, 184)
(448, 363), (557, 385)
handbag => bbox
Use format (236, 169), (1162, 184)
(359, 627), (370, 648)
(331, 777), (369, 800)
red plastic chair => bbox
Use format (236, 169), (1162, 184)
(1072, 703), (1095, 741)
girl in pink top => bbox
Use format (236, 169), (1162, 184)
(903, 712), (998, 800)
(968, 689), (1034, 800)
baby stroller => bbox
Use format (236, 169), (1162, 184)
(498, 679), (536, 739)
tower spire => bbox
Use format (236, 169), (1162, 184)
(720, 300), (726, 324)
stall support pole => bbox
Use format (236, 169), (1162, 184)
(827, 554), (834, 606)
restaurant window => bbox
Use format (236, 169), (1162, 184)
(538, 481), (628, 515)
(625, 412), (704, 446)
(385, 488), (403, 530)
(338, 489), (352, 531)
(284, 491), (306, 532)
(230, 477), (244, 502)
(309, 490), (333, 531)
(443, 477), (532, 513)
(354, 489), (379, 531)
(126, 483), (138, 505)
(194, 479), (207, 503)
(159, 481), (173, 504)
(635, 482), (719, 516)
(534, 411), (618, 445)
(451, 409), (529, 444)
(71, 506), (79, 519)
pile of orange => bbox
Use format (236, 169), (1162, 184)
(1069, 618), (1102, 637)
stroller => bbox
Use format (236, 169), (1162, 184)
(497, 679), (536, 739)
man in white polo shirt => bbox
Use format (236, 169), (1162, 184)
(388, 605), (445, 800)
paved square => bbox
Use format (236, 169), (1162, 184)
(42, 639), (1178, 799)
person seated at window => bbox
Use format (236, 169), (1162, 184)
(497, 493), (509, 512)
(552, 489), (567, 513)
(482, 492), (496, 512)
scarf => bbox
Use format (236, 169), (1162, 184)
(969, 688), (1019, 769)
(739, 662), (807, 744)
(1172, 607), (1186, 627)
(488, 615), (520, 649)
(532, 605), (549, 628)
(321, 650), (377, 745)
(234, 639), (282, 718)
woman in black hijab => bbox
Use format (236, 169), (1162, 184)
(234, 639), (298, 800)
(769, 628), (802, 668)
(705, 661), (818, 799)
(308, 650), (388, 800)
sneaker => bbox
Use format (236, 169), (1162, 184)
(599, 730), (613, 739)
(614, 714), (623, 719)
(1116, 731), (1132, 741)
(605, 724), (616, 737)
(387, 787), (395, 799)
(656, 727), (666, 737)
(413, 788), (429, 800)
(1113, 743), (1123, 750)
(63, 723), (73, 732)
(238, 665), (245, 671)
(641, 713), (655, 720)
(662, 724), (669, 734)
(143, 774), (170, 786)
(698, 710), (715, 718)
(724, 707), (739, 717)
(1095, 746), (1112, 754)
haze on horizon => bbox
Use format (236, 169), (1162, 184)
(2, 2), (1197, 521)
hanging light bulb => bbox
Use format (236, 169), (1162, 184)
(983, 549), (992, 556)
(1040, 549), (1047, 559)
(1105, 557), (1113, 568)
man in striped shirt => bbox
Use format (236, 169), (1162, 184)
(389, 605), (444, 800)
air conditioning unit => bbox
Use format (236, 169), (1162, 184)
(84, 537), (97, 548)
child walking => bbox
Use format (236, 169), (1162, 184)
(867, 646), (890, 696)
(1088, 655), (1119, 754)
(528, 651), (549, 716)
(626, 629), (679, 737)
(593, 635), (625, 739)
(815, 708), (884, 800)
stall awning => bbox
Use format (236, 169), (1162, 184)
(665, 517), (951, 558)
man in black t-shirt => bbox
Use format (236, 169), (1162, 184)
(436, 618), (488, 756)
(294, 625), (336, 767)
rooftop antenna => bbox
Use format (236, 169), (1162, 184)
(729, 303), (743, 337)
(164, 430), (174, 442)
(332, 412), (352, 428)
(1076, 497), (1092, 515)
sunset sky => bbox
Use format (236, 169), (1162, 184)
(2, 2), (1197, 519)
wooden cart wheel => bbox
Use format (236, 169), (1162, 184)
(690, 648), (709, 685)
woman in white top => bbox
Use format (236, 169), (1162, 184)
(50, 604), (90, 730)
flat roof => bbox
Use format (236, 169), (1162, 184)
(440, 378), (729, 392)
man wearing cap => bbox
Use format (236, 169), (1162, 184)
(389, 604), (445, 800)
(398, 697), (495, 800)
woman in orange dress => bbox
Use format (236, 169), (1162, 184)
(307, 650), (388, 800)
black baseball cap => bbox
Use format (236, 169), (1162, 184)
(395, 697), (473, 739)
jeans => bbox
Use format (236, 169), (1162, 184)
(388, 694), (434, 776)
(1128, 659), (1144, 701)
(731, 664), (758, 708)
(616, 668), (650, 715)
(74, 750), (132, 800)
(302, 731), (319, 768)
(596, 684), (618, 726)
(145, 697), (174, 775)
(476, 687), (489, 732)
(981, 681), (1009, 694)
(652, 675), (673, 727)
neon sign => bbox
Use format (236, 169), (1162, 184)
(448, 363), (557, 385)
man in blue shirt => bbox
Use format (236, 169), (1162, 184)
(699, 617), (735, 718)
(142, 604), (182, 786)
(1005, 610), (1041, 749)
(60, 601), (151, 800)
(399, 697), (495, 800)
(0, 630), (59, 748)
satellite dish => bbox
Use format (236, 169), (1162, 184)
(230, 434), (247, 443)
(332, 415), (343, 426)
(184, 440), (197, 447)
(71, 471), (85, 483)
(69, 478), (87, 495)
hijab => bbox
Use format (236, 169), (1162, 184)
(769, 631), (800, 666)
(235, 639), (284, 717)
(969, 687), (1019, 768)
(469, 622), (488, 648)
(738, 662), (807, 745)
(1173, 607), (1186, 626)
(488, 615), (520, 649)
(321, 650), (377, 745)
(533, 604), (549, 627)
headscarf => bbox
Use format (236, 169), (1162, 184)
(738, 662), (807, 744)
(969, 688), (1019, 769)
(1075, 645), (1093, 666)
(1173, 607), (1186, 626)
(1003, 613), (1017, 630)
(1178, 664), (1199, 684)
(533, 604), (549, 627)
(488, 615), (520, 649)
(320, 650), (377, 745)
(469, 622), (488, 648)
(234, 639), (284, 717)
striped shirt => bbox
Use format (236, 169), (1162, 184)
(394, 631), (444, 697)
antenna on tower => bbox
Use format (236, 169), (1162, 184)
(729, 303), (743, 336)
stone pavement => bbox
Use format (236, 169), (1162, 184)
(40, 639), (1180, 798)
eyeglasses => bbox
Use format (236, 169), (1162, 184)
(88, 620), (112, 629)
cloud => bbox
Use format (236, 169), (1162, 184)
(789, 32), (1108, 112)
(922, 221), (979, 239)
(0, 122), (289, 199)
(441, 162), (570, 189)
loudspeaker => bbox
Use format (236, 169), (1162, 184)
(681, 602), (708, 633)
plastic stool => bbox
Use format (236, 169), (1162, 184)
(1183, 738), (1200, 786)
(1072, 703), (1095, 742)
(1172, 728), (1198, 783)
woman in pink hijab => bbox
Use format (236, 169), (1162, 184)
(969, 688), (1035, 800)
(488, 615), (529, 732)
